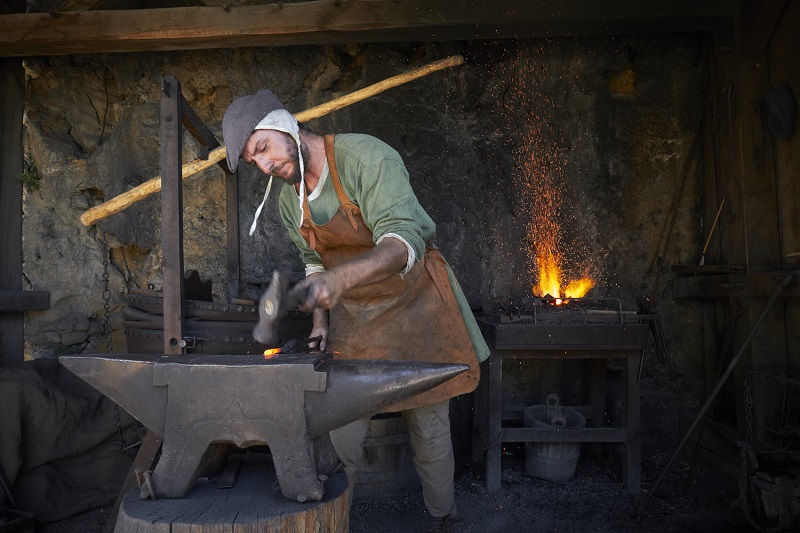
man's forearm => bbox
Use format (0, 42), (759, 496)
(293, 237), (408, 311)
(331, 237), (408, 291)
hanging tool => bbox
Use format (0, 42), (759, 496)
(698, 197), (725, 266)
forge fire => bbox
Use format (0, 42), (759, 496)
(499, 51), (598, 303)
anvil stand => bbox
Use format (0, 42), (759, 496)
(105, 75), (244, 532)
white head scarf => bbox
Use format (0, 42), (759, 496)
(248, 109), (305, 236)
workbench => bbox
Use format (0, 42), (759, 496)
(473, 319), (649, 496)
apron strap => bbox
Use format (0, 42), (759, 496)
(324, 134), (360, 232)
(324, 135), (351, 206)
(424, 248), (452, 304)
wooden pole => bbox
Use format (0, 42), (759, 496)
(79, 55), (464, 227)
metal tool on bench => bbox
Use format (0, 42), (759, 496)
(59, 352), (467, 503)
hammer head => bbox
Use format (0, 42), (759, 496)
(253, 270), (291, 346)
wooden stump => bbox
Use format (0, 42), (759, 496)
(114, 455), (350, 532)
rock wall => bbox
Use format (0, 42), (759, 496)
(21, 36), (705, 445)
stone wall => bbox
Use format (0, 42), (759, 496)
(21, 36), (705, 446)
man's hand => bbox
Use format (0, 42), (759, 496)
(293, 271), (345, 312)
(309, 308), (329, 351)
(292, 237), (408, 312)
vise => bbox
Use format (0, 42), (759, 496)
(59, 352), (466, 502)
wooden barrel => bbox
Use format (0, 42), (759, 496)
(353, 413), (420, 500)
(114, 460), (349, 532)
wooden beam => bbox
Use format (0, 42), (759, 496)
(0, 290), (50, 311)
(0, 0), (735, 57)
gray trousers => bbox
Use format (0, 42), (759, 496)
(329, 399), (456, 519)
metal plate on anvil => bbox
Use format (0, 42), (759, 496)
(476, 318), (649, 351)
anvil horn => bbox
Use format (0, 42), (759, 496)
(305, 359), (468, 436)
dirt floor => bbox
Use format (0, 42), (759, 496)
(35, 443), (757, 533)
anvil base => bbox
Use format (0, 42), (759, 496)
(114, 454), (349, 533)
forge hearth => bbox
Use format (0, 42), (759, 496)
(474, 298), (650, 495)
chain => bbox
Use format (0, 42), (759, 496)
(744, 372), (754, 443)
(99, 230), (113, 354)
(98, 229), (127, 452)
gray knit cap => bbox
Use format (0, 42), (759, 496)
(222, 89), (287, 173)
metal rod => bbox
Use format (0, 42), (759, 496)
(637, 270), (798, 521)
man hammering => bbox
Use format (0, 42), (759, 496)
(222, 89), (489, 532)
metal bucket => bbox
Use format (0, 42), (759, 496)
(524, 393), (585, 482)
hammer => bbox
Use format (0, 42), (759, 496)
(252, 270), (307, 346)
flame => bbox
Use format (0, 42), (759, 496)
(533, 248), (594, 303)
(537, 249), (562, 298)
(564, 278), (594, 299)
(263, 348), (281, 359)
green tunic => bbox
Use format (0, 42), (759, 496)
(278, 133), (489, 362)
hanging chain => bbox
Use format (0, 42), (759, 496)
(744, 372), (754, 443)
(99, 230), (113, 354)
(98, 229), (127, 452)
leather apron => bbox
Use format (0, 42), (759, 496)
(298, 135), (480, 412)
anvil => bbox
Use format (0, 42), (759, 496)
(59, 352), (467, 502)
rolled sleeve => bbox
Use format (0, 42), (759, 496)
(337, 142), (435, 263)
(377, 233), (415, 276)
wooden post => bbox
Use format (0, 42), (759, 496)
(768, 0), (800, 374)
(160, 76), (185, 355)
(732, 12), (786, 444)
(0, 57), (25, 367)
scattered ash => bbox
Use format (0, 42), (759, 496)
(38, 446), (752, 533)
(350, 446), (751, 533)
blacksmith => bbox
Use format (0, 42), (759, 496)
(222, 89), (489, 533)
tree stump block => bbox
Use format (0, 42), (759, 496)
(114, 454), (349, 532)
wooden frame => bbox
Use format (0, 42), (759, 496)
(0, 0), (734, 57)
